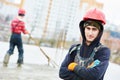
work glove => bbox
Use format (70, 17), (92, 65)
(87, 59), (100, 68)
(68, 62), (78, 71)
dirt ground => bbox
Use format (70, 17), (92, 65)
(0, 62), (62, 80)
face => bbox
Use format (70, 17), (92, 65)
(84, 26), (99, 45)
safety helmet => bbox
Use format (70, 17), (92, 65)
(18, 9), (25, 15)
(83, 8), (106, 25)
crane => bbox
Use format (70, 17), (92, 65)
(80, 0), (103, 10)
(0, 0), (24, 8)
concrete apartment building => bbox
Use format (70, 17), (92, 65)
(0, 0), (120, 50)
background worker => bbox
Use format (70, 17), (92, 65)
(3, 8), (29, 67)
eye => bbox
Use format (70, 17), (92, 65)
(86, 27), (90, 30)
(92, 28), (98, 31)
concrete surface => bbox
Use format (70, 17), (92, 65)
(0, 41), (120, 80)
(0, 63), (61, 80)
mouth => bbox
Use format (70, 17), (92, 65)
(87, 35), (94, 40)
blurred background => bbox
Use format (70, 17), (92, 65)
(0, 0), (120, 65)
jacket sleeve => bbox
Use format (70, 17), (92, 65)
(73, 47), (110, 80)
(59, 44), (81, 80)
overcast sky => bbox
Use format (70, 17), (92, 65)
(97, 0), (120, 25)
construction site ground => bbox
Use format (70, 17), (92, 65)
(0, 41), (120, 80)
(0, 62), (61, 80)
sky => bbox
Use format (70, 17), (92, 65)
(97, 0), (120, 25)
(14, 0), (21, 4)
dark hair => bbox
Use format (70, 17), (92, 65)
(18, 14), (25, 16)
(83, 19), (103, 30)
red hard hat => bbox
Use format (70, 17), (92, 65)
(83, 8), (106, 25)
(18, 9), (25, 15)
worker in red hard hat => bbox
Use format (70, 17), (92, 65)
(3, 8), (29, 67)
(59, 8), (110, 80)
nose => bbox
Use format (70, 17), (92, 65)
(89, 30), (93, 35)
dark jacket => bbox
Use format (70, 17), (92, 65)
(59, 20), (110, 80)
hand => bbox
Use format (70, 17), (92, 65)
(26, 31), (30, 34)
(87, 59), (100, 68)
(68, 62), (78, 71)
(87, 62), (94, 68)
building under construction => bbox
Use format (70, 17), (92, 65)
(0, 0), (120, 51)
